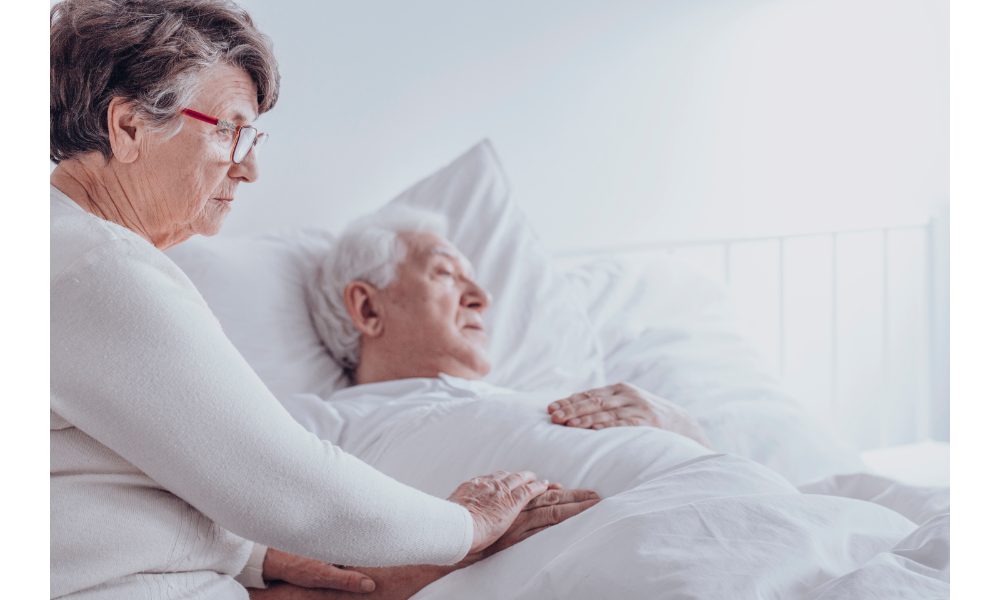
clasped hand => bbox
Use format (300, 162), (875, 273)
(446, 470), (555, 554)
(252, 474), (599, 599)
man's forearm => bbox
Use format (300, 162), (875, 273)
(351, 564), (457, 599)
(248, 564), (457, 600)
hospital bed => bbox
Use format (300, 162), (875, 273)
(165, 140), (949, 598)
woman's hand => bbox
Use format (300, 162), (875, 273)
(548, 382), (714, 449)
(446, 471), (551, 554)
(459, 484), (600, 565)
(262, 548), (375, 593)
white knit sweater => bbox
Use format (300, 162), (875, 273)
(49, 187), (473, 599)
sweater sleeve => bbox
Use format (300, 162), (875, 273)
(235, 543), (270, 588)
(50, 239), (474, 567)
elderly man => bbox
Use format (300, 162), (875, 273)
(277, 207), (950, 600)
(250, 207), (713, 599)
(245, 207), (606, 599)
(307, 206), (713, 448)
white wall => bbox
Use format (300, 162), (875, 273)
(221, 0), (947, 252)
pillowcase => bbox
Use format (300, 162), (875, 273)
(165, 231), (349, 402)
(563, 254), (864, 485)
(166, 139), (605, 399)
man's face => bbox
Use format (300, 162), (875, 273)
(376, 230), (492, 379)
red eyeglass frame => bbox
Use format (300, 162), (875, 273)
(181, 108), (266, 164)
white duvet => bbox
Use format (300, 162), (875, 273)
(282, 376), (949, 599)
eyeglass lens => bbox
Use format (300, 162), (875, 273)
(233, 126), (258, 164)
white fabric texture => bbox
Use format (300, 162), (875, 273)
(804, 514), (950, 599)
(798, 473), (949, 527)
(50, 187), (473, 600)
(280, 377), (946, 599)
(563, 254), (865, 485)
(165, 230), (351, 401)
(234, 543), (270, 589)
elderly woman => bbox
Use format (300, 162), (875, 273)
(49, 1), (596, 599)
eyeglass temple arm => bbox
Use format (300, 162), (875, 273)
(181, 109), (218, 125)
(182, 108), (239, 131)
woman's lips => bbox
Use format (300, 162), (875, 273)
(215, 198), (233, 203)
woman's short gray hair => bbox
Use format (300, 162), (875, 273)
(50, 0), (280, 163)
(308, 207), (449, 374)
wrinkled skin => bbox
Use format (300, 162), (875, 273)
(548, 382), (714, 449)
(50, 63), (261, 250)
(347, 230), (492, 385)
(446, 470), (552, 553)
(462, 485), (600, 562)
(261, 549), (376, 594)
(250, 486), (600, 600)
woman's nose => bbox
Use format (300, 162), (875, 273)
(229, 146), (260, 183)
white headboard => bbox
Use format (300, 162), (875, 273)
(555, 219), (948, 452)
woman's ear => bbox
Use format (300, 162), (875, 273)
(107, 98), (143, 164)
(343, 281), (385, 338)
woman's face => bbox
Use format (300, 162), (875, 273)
(137, 63), (260, 247)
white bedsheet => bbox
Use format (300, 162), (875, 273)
(563, 254), (867, 486)
(281, 376), (948, 599)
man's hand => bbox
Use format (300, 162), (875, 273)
(262, 548), (375, 593)
(446, 470), (550, 554)
(460, 484), (600, 565)
(548, 382), (714, 449)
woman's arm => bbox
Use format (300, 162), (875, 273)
(51, 241), (473, 566)
(250, 487), (601, 600)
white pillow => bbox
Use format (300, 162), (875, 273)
(564, 254), (864, 485)
(165, 231), (349, 402)
(166, 139), (604, 398)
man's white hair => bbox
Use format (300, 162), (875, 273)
(308, 206), (449, 373)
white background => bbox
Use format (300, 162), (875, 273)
(224, 0), (947, 252)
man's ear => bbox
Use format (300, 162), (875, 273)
(107, 98), (143, 164)
(343, 281), (385, 338)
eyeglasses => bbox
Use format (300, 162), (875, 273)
(181, 108), (268, 164)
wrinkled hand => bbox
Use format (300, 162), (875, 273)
(548, 382), (714, 449)
(262, 548), (375, 593)
(460, 485), (600, 565)
(446, 471), (551, 554)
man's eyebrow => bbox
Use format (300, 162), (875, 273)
(430, 246), (475, 278)
(430, 246), (459, 259)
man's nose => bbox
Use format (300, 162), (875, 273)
(462, 280), (492, 313)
